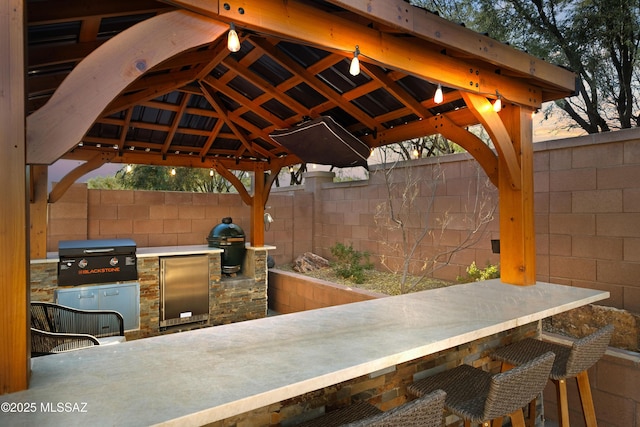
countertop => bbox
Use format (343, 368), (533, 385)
(1, 280), (608, 426)
(30, 244), (279, 263)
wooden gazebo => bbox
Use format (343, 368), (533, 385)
(1, 0), (575, 393)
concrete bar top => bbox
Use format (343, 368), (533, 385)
(31, 244), (274, 263)
(1, 280), (608, 426)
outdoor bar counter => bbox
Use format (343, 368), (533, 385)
(2, 280), (608, 426)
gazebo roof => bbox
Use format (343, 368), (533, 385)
(26, 0), (575, 176)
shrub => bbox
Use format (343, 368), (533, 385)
(330, 243), (373, 284)
(458, 261), (500, 282)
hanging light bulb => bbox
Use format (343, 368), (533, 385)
(493, 95), (502, 113)
(434, 84), (443, 104)
(209, 168), (214, 177)
(227, 23), (241, 53)
(349, 45), (360, 76)
(412, 148), (420, 158)
(126, 164), (132, 173)
(170, 167), (176, 176)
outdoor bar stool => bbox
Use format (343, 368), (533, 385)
(492, 324), (613, 427)
(407, 351), (555, 427)
(296, 389), (446, 427)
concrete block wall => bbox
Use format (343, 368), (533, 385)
(539, 334), (640, 427)
(48, 187), (251, 251)
(262, 129), (640, 314)
(534, 128), (640, 313)
(268, 269), (387, 314)
(47, 129), (640, 312)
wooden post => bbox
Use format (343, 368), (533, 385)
(1, 0), (30, 393)
(251, 163), (265, 247)
(498, 105), (536, 285)
(30, 165), (48, 259)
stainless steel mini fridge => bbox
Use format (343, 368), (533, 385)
(159, 255), (209, 328)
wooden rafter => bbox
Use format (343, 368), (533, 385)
(251, 37), (379, 130)
(161, 93), (191, 155)
(199, 82), (258, 156)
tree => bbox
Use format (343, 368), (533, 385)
(412, 0), (640, 132)
(115, 165), (249, 192)
(374, 151), (497, 294)
(380, 134), (459, 161)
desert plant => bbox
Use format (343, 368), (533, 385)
(330, 243), (373, 284)
(458, 261), (500, 283)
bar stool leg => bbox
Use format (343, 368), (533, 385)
(554, 379), (570, 427)
(508, 409), (527, 427)
(501, 361), (537, 427)
(526, 398), (537, 427)
(576, 370), (598, 427)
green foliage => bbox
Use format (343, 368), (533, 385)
(86, 175), (125, 190)
(329, 243), (373, 284)
(458, 261), (500, 283)
(114, 165), (249, 193)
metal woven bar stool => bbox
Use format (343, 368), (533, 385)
(493, 324), (613, 427)
(407, 352), (555, 427)
(296, 389), (446, 427)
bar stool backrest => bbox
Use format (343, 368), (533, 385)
(565, 324), (614, 378)
(483, 351), (555, 421)
(345, 389), (446, 427)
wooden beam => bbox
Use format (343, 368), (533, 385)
(29, 165), (49, 259)
(1, 0), (29, 394)
(28, 0), (173, 24)
(251, 162), (266, 247)
(169, 0), (549, 109)
(325, 0), (575, 98)
(27, 10), (228, 165)
(361, 108), (479, 146)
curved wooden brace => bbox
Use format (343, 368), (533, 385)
(461, 92), (521, 190)
(27, 10), (228, 165)
(49, 153), (114, 203)
(427, 115), (499, 187)
(214, 162), (252, 206)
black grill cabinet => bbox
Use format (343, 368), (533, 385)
(58, 239), (138, 286)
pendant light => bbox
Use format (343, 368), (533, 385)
(227, 23), (241, 53)
(349, 46), (360, 76)
(434, 84), (443, 104)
